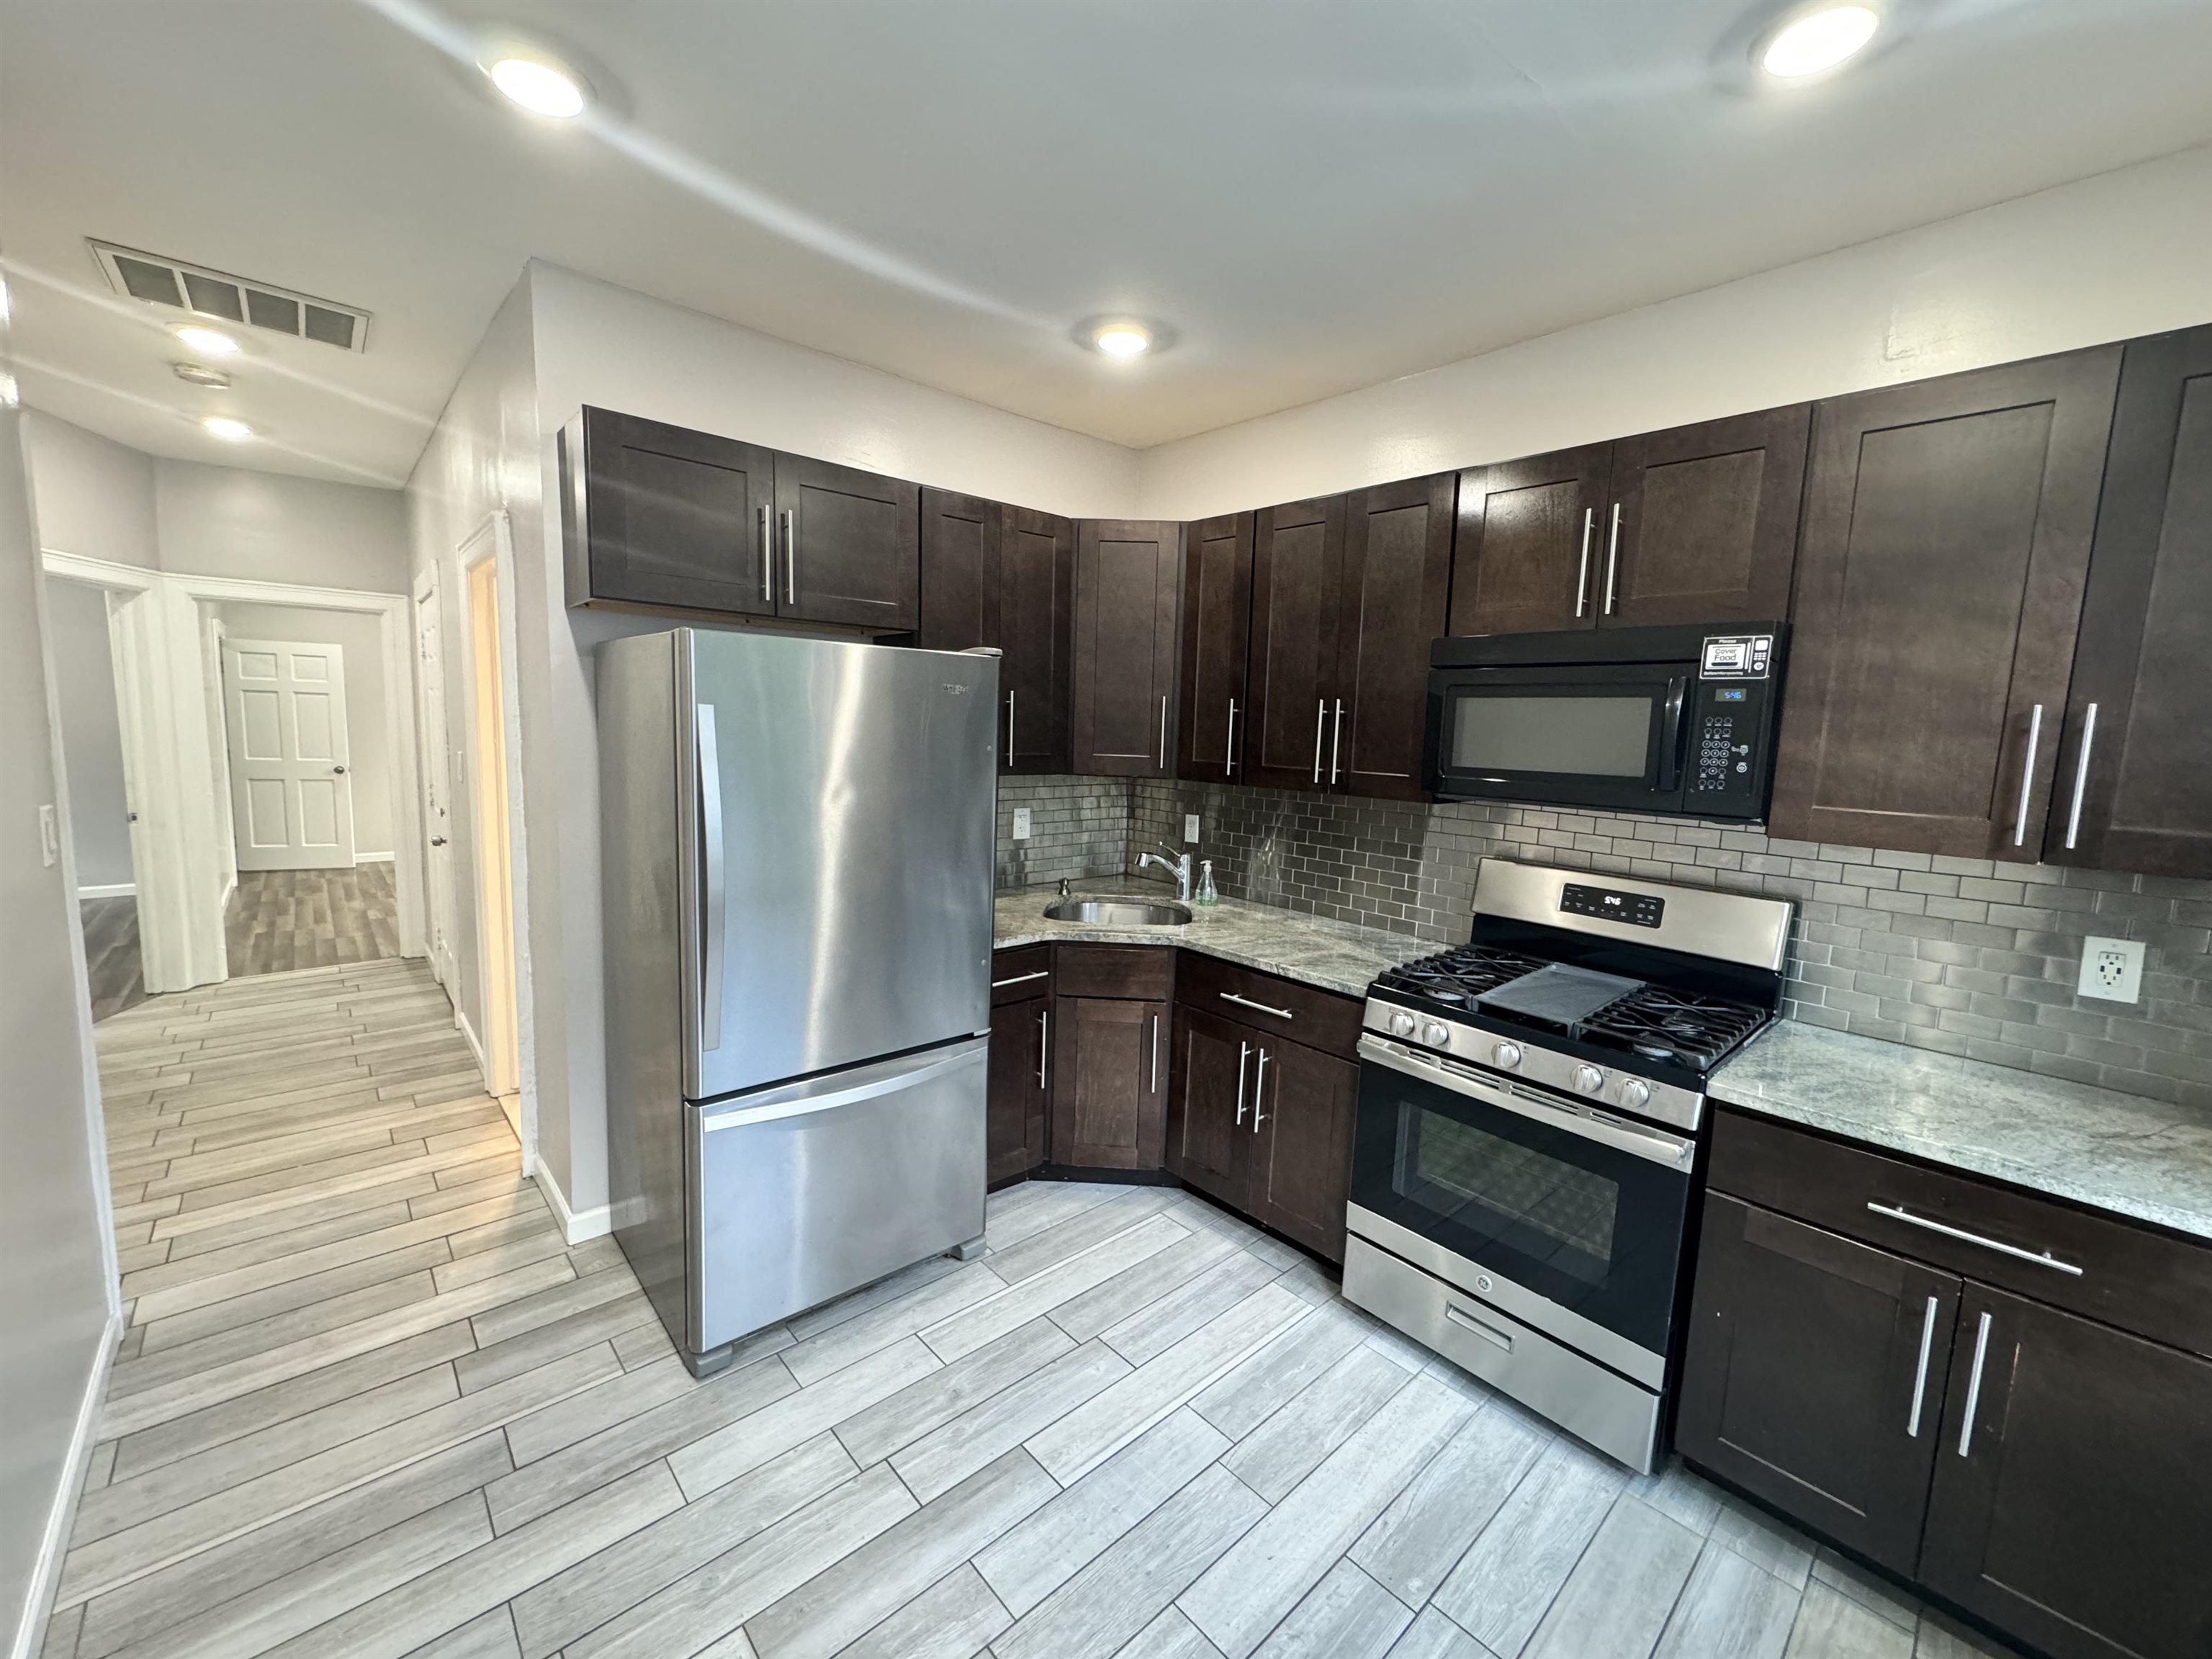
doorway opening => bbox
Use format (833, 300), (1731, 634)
(463, 527), (521, 1128)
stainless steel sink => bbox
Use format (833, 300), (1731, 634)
(1044, 897), (1192, 926)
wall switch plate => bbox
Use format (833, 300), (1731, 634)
(1011, 807), (1031, 842)
(1184, 814), (1200, 844)
(2078, 936), (2145, 1003)
(38, 804), (59, 868)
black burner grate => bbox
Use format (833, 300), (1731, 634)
(1375, 945), (1548, 1008)
(1578, 985), (1767, 1069)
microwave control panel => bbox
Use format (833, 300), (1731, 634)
(1689, 634), (1779, 811)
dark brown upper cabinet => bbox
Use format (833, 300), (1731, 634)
(774, 454), (920, 631)
(1768, 349), (2122, 858)
(2046, 324), (2212, 879)
(999, 507), (1077, 775)
(1604, 406), (1809, 626)
(562, 407), (920, 631)
(1071, 520), (1182, 778)
(562, 408), (775, 616)
(1449, 444), (1610, 636)
(1243, 497), (1346, 791)
(1449, 412), (1808, 638)
(1334, 474), (1455, 800)
(1920, 1283), (2212, 1659)
(918, 487), (999, 653)
(1175, 513), (1254, 782)
(1678, 1195), (1959, 1575)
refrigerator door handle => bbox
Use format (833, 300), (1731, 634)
(697, 703), (727, 1053)
(700, 1038), (983, 1132)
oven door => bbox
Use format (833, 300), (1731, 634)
(1425, 662), (1689, 813)
(1348, 1035), (1694, 1375)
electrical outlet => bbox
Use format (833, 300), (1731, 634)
(2077, 936), (2144, 1003)
(1184, 814), (1201, 844)
(1011, 807), (1030, 842)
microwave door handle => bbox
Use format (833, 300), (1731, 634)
(1656, 677), (1688, 793)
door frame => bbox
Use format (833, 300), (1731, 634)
(40, 549), (426, 989)
(412, 565), (459, 990)
(459, 515), (527, 1119)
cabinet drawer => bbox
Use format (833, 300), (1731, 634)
(1053, 944), (1174, 1000)
(1174, 953), (1363, 1060)
(1710, 1108), (2212, 1359)
(990, 945), (1053, 1006)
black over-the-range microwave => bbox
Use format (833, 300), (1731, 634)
(1424, 623), (1787, 822)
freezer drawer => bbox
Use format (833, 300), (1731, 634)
(688, 1036), (987, 1357)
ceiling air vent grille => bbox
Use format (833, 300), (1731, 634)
(90, 240), (370, 352)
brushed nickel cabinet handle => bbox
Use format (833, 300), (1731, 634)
(1328, 700), (1345, 786)
(1038, 1007), (1048, 1089)
(1005, 692), (1015, 764)
(2013, 703), (2044, 847)
(1574, 508), (1593, 618)
(1235, 1040), (1250, 1125)
(760, 503), (773, 602)
(1866, 1201), (2081, 1276)
(1225, 697), (1238, 775)
(1158, 696), (1168, 770)
(1603, 502), (1622, 615)
(992, 970), (1048, 989)
(1907, 1292), (1938, 1438)
(1220, 991), (1294, 1020)
(2064, 703), (2098, 850)
(1149, 1011), (1161, 1094)
(1957, 1309), (1994, 1457)
(1251, 1048), (1268, 1130)
(1312, 699), (1326, 783)
(782, 509), (796, 605)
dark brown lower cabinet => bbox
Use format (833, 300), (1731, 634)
(1677, 1195), (1960, 1574)
(986, 994), (1048, 1184)
(1166, 1008), (1255, 1208)
(1050, 994), (1169, 1170)
(1246, 1035), (1357, 1262)
(1920, 1285), (2212, 1659)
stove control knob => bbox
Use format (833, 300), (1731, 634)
(1614, 1078), (1652, 1111)
(1387, 1010), (1416, 1038)
(1572, 1064), (1606, 1095)
(1421, 1021), (1452, 1048)
(1492, 1041), (1522, 1070)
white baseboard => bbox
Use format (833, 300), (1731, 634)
(528, 1152), (612, 1244)
(10, 1311), (122, 1659)
(75, 882), (136, 899)
(354, 851), (396, 864)
(454, 1006), (489, 1079)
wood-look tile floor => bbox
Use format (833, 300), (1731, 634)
(50, 958), (2028, 1659)
(225, 864), (403, 979)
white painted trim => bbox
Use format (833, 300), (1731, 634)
(8, 1313), (121, 1659)
(354, 851), (396, 863)
(41, 548), (156, 593)
(527, 1151), (611, 1245)
(76, 881), (137, 899)
(453, 1004), (488, 1075)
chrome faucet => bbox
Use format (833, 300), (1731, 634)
(1137, 842), (1194, 902)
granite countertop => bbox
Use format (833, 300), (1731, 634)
(1710, 1020), (2212, 1242)
(993, 878), (1434, 1000)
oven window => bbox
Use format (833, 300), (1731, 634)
(1451, 694), (1651, 777)
(1401, 1105), (1619, 1286)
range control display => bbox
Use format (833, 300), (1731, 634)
(1560, 883), (1665, 929)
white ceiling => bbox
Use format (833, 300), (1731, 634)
(5, 0), (2212, 487)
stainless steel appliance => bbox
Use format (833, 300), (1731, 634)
(597, 628), (998, 1375)
(1343, 859), (1792, 1470)
(1424, 623), (1786, 820)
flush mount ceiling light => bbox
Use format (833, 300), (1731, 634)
(1077, 317), (1167, 361)
(174, 361), (232, 388)
(487, 55), (589, 119)
(174, 323), (240, 356)
(202, 415), (253, 442)
(1759, 4), (1881, 78)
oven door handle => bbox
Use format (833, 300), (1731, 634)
(1357, 1035), (1695, 1172)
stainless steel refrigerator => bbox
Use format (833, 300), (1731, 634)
(597, 627), (998, 1375)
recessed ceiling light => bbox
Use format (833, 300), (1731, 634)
(174, 361), (232, 389)
(174, 324), (240, 356)
(1091, 322), (1154, 359)
(489, 55), (588, 119)
(202, 415), (254, 442)
(1760, 4), (1881, 78)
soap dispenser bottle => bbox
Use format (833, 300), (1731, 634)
(1196, 860), (1218, 905)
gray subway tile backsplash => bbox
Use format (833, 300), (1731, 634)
(1003, 775), (2208, 1112)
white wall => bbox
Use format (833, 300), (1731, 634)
(44, 579), (133, 891)
(155, 459), (409, 591)
(1137, 143), (2212, 518)
(19, 412), (156, 568)
(0, 408), (116, 1659)
(215, 603), (396, 860)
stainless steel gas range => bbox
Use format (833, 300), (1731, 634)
(1341, 858), (1793, 1473)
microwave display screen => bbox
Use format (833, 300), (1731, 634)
(1451, 695), (1650, 777)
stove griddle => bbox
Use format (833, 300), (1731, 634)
(1475, 963), (1644, 1030)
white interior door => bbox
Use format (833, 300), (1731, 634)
(414, 575), (457, 986)
(223, 637), (356, 871)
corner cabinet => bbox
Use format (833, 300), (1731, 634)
(1679, 1108), (2212, 1659)
(562, 407), (919, 631)
(1766, 349), (2122, 858)
(1071, 521), (1182, 778)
